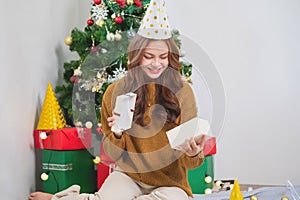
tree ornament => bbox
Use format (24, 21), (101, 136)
(91, 46), (98, 53)
(64, 36), (73, 46)
(134, 0), (142, 7)
(250, 195), (258, 200)
(70, 76), (78, 83)
(116, 0), (126, 8)
(126, 0), (134, 5)
(106, 33), (115, 41)
(114, 31), (122, 41)
(126, 26), (136, 39)
(281, 197), (289, 200)
(114, 16), (123, 24)
(94, 0), (101, 5)
(96, 19), (105, 27)
(87, 18), (94, 25)
(74, 68), (82, 76)
(91, 3), (108, 23)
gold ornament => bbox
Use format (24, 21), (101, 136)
(250, 195), (258, 200)
(37, 82), (67, 130)
(126, 0), (134, 5)
(64, 36), (73, 46)
(281, 197), (289, 200)
(96, 19), (105, 27)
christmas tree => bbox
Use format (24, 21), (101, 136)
(55, 0), (192, 130)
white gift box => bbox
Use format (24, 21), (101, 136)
(166, 117), (211, 150)
(111, 92), (137, 133)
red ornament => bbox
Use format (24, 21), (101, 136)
(70, 76), (78, 83)
(91, 46), (98, 53)
(115, 16), (123, 24)
(116, 0), (125, 8)
(94, 0), (101, 5)
(134, 0), (142, 7)
(116, 0), (124, 5)
(87, 19), (94, 26)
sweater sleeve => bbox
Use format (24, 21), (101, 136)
(100, 83), (126, 162)
(176, 82), (205, 169)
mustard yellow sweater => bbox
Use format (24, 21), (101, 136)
(101, 78), (204, 197)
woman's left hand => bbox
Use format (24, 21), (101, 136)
(177, 135), (206, 157)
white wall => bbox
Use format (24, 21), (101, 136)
(166, 0), (300, 185)
(0, 1), (89, 199)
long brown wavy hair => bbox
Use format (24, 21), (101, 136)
(124, 34), (184, 127)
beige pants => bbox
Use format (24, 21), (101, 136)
(51, 170), (189, 200)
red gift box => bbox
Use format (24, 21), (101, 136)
(96, 128), (115, 189)
(34, 127), (92, 150)
(203, 137), (217, 156)
(97, 161), (115, 190)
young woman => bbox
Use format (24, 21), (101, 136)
(28, 34), (205, 200)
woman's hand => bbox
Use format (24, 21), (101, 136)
(107, 116), (123, 138)
(177, 135), (207, 157)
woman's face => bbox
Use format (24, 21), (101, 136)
(140, 40), (169, 79)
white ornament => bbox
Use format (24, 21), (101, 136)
(111, 13), (116, 19)
(74, 68), (82, 76)
(85, 121), (93, 129)
(112, 65), (127, 80)
(106, 33), (115, 41)
(114, 32), (122, 41)
(91, 4), (108, 23)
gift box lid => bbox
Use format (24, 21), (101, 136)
(34, 127), (92, 150)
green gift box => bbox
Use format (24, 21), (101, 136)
(41, 148), (97, 194)
(188, 155), (214, 194)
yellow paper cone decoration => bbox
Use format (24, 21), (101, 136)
(37, 82), (67, 130)
(138, 0), (171, 39)
(229, 180), (244, 200)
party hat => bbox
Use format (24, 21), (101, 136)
(229, 180), (244, 200)
(138, 0), (171, 39)
(37, 82), (67, 130)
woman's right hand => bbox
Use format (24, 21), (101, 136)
(107, 116), (123, 138)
